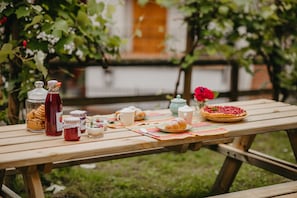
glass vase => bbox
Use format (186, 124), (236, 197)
(196, 101), (206, 111)
(195, 100), (206, 119)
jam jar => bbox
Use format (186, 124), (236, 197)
(64, 117), (81, 141)
(70, 110), (87, 133)
(26, 81), (48, 132)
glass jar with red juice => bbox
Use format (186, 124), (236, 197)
(45, 80), (63, 136)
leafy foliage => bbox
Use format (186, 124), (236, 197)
(0, 0), (122, 123)
(155, 0), (297, 100)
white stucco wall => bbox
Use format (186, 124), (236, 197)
(85, 1), (253, 101)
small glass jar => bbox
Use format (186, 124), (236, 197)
(86, 118), (106, 138)
(26, 81), (48, 132)
(70, 110), (87, 133)
(64, 117), (81, 141)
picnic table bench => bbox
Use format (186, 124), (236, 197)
(0, 99), (297, 197)
(207, 180), (297, 198)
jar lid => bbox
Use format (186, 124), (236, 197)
(47, 80), (57, 88)
(171, 95), (186, 103)
(27, 81), (48, 101)
(178, 105), (193, 112)
(70, 110), (87, 116)
(64, 117), (80, 124)
(120, 107), (135, 113)
(47, 80), (61, 92)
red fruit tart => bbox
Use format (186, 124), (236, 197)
(200, 105), (247, 122)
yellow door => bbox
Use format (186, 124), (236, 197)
(132, 0), (167, 54)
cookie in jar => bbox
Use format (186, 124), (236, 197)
(26, 81), (48, 132)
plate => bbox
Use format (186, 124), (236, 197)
(202, 115), (247, 123)
(158, 124), (192, 133)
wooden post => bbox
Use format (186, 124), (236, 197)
(230, 61), (239, 101)
(183, 23), (195, 104)
(0, 169), (5, 196)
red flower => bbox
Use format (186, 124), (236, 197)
(22, 40), (27, 48)
(194, 86), (215, 102)
(0, 16), (7, 25)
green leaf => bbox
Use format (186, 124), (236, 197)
(73, 36), (85, 46)
(106, 4), (116, 19)
(25, 15), (43, 30)
(137, 0), (149, 6)
(135, 29), (142, 38)
(53, 18), (69, 33)
(55, 36), (74, 54)
(0, 44), (14, 63)
(88, 0), (104, 15)
(51, 29), (62, 38)
(107, 36), (121, 47)
(95, 15), (107, 26)
(218, 6), (229, 15)
(1, 43), (13, 52)
(32, 5), (43, 13)
(213, 91), (220, 99)
(77, 10), (89, 28)
(34, 51), (48, 78)
(15, 6), (30, 19)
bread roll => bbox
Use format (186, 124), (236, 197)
(164, 118), (187, 130)
(135, 110), (145, 121)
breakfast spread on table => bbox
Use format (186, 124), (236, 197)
(24, 85), (245, 140)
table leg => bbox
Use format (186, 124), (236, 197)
(211, 134), (256, 194)
(0, 169), (5, 196)
(287, 129), (297, 161)
(20, 166), (45, 198)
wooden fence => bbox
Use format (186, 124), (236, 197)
(49, 58), (272, 107)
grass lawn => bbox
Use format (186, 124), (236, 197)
(11, 131), (295, 198)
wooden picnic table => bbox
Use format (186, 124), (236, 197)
(0, 99), (297, 197)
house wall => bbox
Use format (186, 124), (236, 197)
(85, 1), (253, 103)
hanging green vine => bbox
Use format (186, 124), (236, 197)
(0, 0), (122, 124)
(153, 0), (297, 101)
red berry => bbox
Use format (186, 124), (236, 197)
(0, 16), (7, 25)
(22, 40), (27, 48)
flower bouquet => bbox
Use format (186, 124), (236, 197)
(194, 86), (219, 110)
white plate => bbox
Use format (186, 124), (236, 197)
(158, 125), (192, 133)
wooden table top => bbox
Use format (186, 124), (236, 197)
(0, 99), (296, 170)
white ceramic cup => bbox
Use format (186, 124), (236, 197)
(117, 108), (135, 126)
(178, 105), (194, 124)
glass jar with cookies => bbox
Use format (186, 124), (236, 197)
(26, 81), (48, 132)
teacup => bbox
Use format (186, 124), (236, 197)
(116, 108), (135, 126)
(178, 105), (194, 124)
